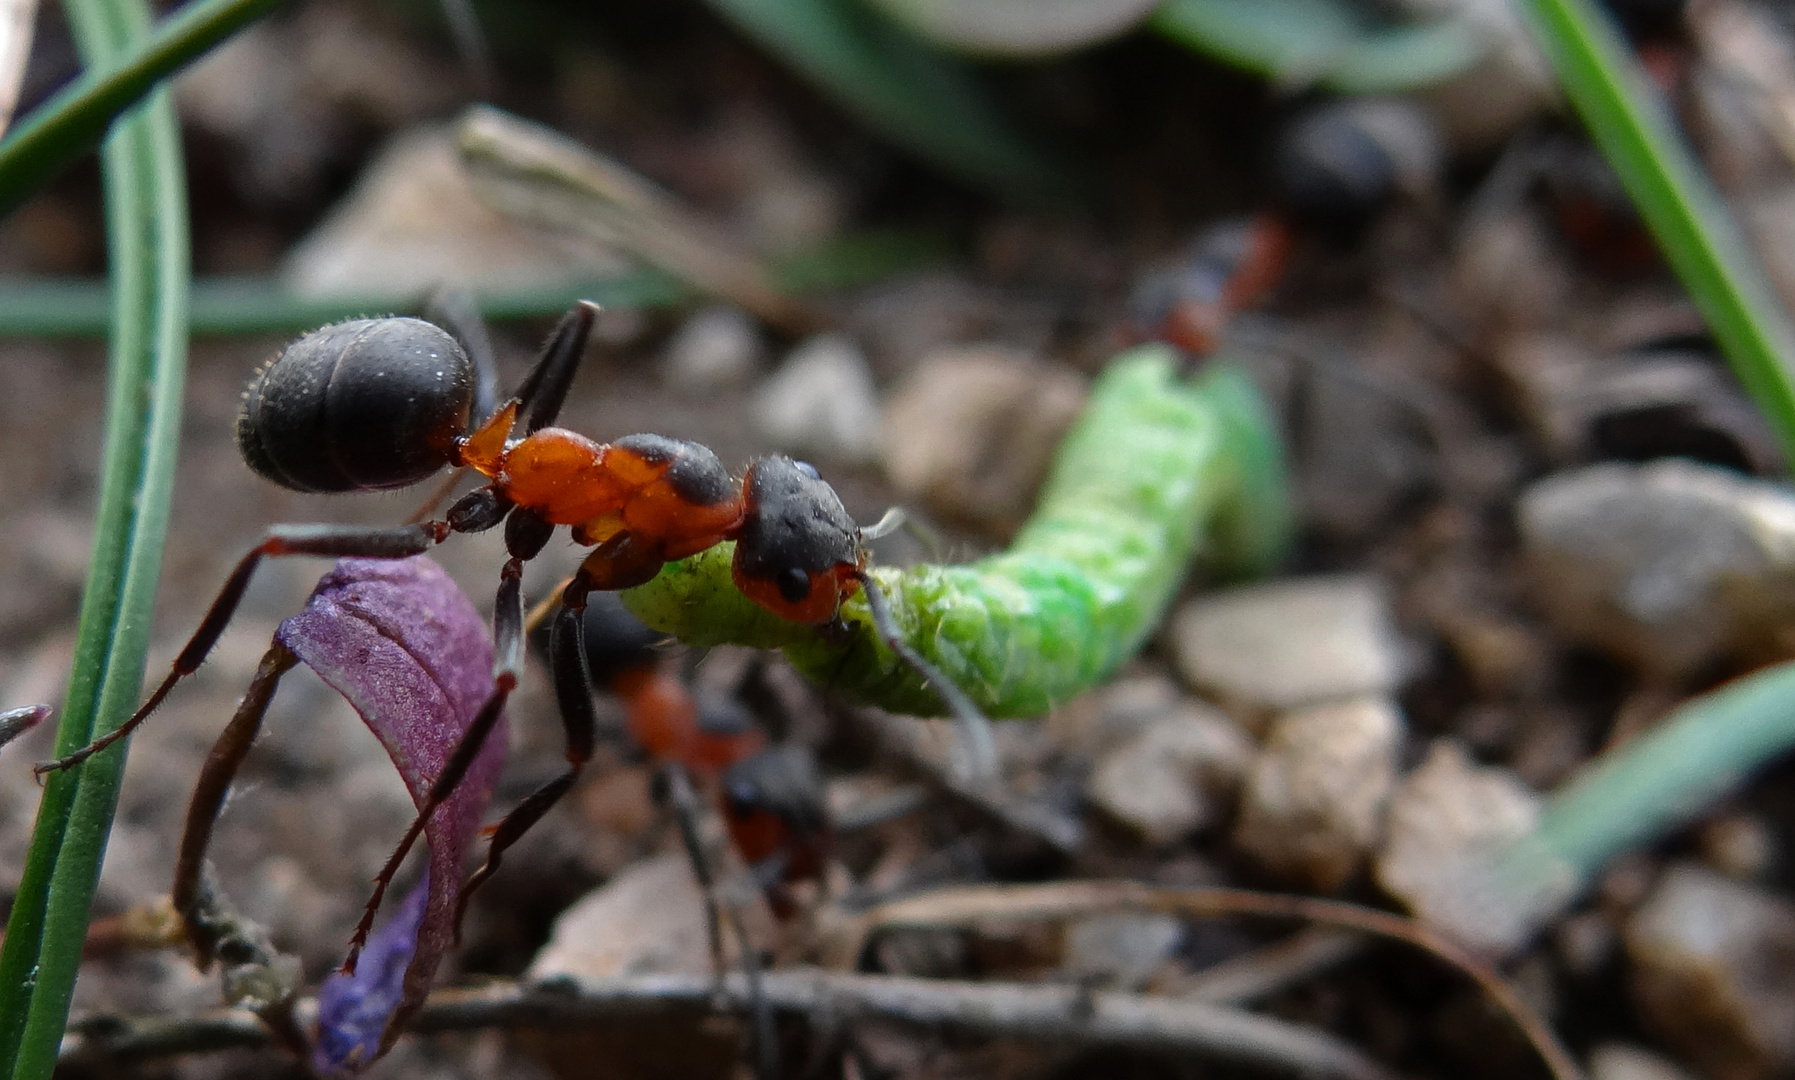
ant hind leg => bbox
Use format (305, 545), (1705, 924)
(37, 522), (447, 777)
(171, 642), (299, 967)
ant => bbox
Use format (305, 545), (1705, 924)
(41, 300), (965, 972)
(571, 593), (831, 968)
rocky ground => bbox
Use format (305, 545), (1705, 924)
(2, 1), (1794, 1078)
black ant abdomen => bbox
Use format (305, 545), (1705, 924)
(237, 316), (478, 493)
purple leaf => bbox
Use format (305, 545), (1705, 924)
(312, 876), (428, 1074)
(275, 557), (507, 1071)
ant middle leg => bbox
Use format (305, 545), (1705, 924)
(37, 521), (454, 777)
(451, 572), (600, 938)
(658, 760), (729, 978)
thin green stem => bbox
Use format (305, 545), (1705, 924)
(0, 0), (189, 1071)
(0, 0), (282, 213)
(1514, 0), (1795, 461)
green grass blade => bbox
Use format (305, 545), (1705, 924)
(0, 0), (280, 214)
(700, 0), (1065, 199)
(1478, 0), (1795, 936)
(0, 229), (949, 337)
(1150, 0), (1482, 94)
(1514, 0), (1795, 461)
(0, 0), (189, 1072)
(1496, 659), (1795, 930)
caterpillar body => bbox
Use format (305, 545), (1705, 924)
(622, 346), (1290, 717)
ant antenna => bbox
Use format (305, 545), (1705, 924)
(853, 572), (998, 784)
(859, 507), (906, 541)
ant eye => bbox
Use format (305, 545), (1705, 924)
(726, 778), (759, 811)
(794, 461), (820, 481)
(778, 567), (812, 604)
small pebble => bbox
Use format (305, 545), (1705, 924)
(1699, 813), (1778, 881)
(282, 127), (626, 300)
(1519, 459), (1795, 680)
(1374, 741), (1542, 952)
(752, 333), (883, 465)
(1062, 913), (1183, 990)
(663, 305), (763, 394)
(881, 346), (1086, 533)
(1589, 1043), (1699, 1080)
(1085, 701), (1254, 847)
(1625, 863), (1795, 1080)
(1171, 575), (1403, 718)
(529, 854), (746, 979)
(1234, 698), (1401, 891)
(1292, 363), (1436, 541)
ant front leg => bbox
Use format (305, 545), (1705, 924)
(451, 568), (601, 938)
(342, 513), (550, 970)
(512, 301), (598, 435)
(36, 522), (450, 777)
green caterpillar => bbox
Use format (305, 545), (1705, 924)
(622, 345), (1290, 717)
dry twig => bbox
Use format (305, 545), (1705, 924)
(824, 880), (1583, 1080)
(60, 969), (1397, 1080)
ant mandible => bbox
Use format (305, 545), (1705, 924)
(41, 301), (920, 971)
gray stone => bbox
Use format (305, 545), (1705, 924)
(1519, 459), (1795, 680)
(1234, 698), (1401, 890)
(1292, 363), (1436, 542)
(752, 333), (883, 465)
(881, 346), (1086, 533)
(1588, 1043), (1699, 1080)
(283, 126), (627, 301)
(1625, 863), (1795, 1080)
(1489, 335), (1774, 469)
(1085, 700), (1254, 847)
(530, 854), (744, 979)
(664, 305), (764, 394)
(1062, 913), (1183, 990)
(1375, 740), (1542, 952)
(1170, 575), (1403, 717)
(1699, 813), (1778, 882)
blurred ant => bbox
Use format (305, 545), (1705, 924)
(41, 299), (964, 971)
(571, 594), (830, 968)
(1130, 99), (1444, 355)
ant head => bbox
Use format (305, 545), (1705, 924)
(238, 317), (476, 493)
(730, 456), (864, 624)
(722, 746), (827, 834)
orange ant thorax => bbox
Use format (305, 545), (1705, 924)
(455, 401), (744, 551)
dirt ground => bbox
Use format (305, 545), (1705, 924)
(1, 1), (1793, 1078)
